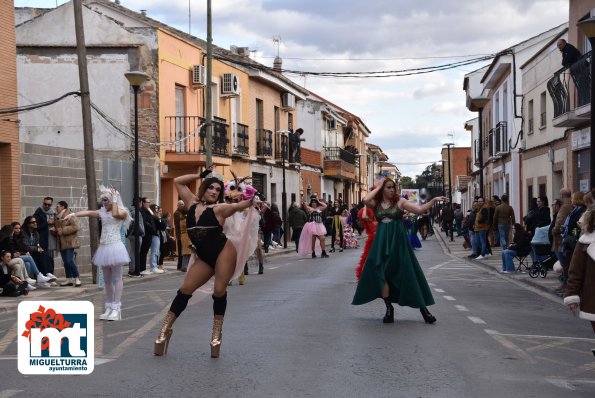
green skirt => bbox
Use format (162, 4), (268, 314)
(351, 219), (435, 308)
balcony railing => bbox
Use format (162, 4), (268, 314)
(165, 116), (229, 156)
(547, 51), (591, 119)
(233, 122), (249, 155)
(256, 128), (273, 158)
(495, 121), (507, 154)
(324, 147), (356, 164)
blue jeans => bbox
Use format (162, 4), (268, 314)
(263, 231), (272, 252)
(150, 235), (160, 270)
(20, 255), (40, 278)
(61, 248), (79, 278)
(471, 231), (478, 256)
(477, 230), (488, 256)
(502, 248), (518, 272)
(498, 225), (510, 248)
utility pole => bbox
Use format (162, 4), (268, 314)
(73, 0), (99, 282)
(205, 0), (213, 167)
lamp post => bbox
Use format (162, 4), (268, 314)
(577, 15), (595, 191)
(277, 130), (289, 248)
(125, 71), (148, 276)
(443, 143), (454, 242)
(355, 153), (364, 205)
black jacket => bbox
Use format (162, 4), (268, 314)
(140, 208), (157, 236)
(510, 229), (531, 256)
(561, 42), (581, 68)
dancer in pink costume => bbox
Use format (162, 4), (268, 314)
(298, 196), (329, 258)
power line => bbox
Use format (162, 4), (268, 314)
(0, 91), (81, 115)
(257, 53), (494, 61)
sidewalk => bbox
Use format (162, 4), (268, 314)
(433, 227), (562, 298)
(0, 242), (297, 314)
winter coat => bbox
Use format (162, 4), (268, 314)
(493, 203), (515, 227)
(474, 206), (490, 232)
(287, 207), (307, 229)
(564, 232), (595, 321)
(55, 209), (81, 250)
(552, 203), (573, 252)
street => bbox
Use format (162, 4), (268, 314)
(1, 235), (595, 397)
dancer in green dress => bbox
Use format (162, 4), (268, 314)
(352, 177), (446, 324)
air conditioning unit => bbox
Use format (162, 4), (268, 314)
(192, 65), (206, 86)
(281, 92), (295, 109)
(221, 73), (240, 96)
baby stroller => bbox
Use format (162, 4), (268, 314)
(528, 225), (556, 278)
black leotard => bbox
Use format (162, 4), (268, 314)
(186, 205), (228, 268)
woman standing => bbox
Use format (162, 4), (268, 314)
(352, 178), (446, 324)
(328, 201), (344, 252)
(298, 197), (329, 258)
(64, 187), (131, 321)
(153, 169), (260, 358)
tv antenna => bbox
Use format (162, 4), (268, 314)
(272, 36), (282, 57)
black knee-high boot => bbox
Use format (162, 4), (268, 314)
(211, 293), (227, 358)
(170, 290), (193, 317)
(383, 297), (394, 323)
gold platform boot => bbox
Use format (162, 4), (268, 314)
(210, 315), (224, 358)
(154, 311), (177, 356)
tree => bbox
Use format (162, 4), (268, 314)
(400, 176), (414, 188)
(415, 163), (443, 196)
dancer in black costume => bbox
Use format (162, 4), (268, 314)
(154, 168), (259, 358)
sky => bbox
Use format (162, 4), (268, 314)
(14, 0), (569, 178)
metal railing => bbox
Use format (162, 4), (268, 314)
(256, 128), (273, 157)
(233, 122), (249, 155)
(165, 116), (229, 156)
(323, 147), (356, 164)
(495, 121), (507, 154)
(547, 51), (591, 118)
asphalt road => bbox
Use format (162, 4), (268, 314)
(1, 235), (594, 397)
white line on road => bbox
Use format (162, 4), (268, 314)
(0, 390), (23, 398)
(429, 260), (455, 271)
(485, 329), (595, 342)
(443, 296), (456, 301)
(468, 316), (486, 324)
(434, 288), (445, 293)
(269, 266), (279, 270)
(454, 305), (469, 312)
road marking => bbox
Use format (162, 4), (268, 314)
(0, 321), (17, 355)
(443, 296), (456, 301)
(106, 329), (136, 338)
(429, 260), (455, 271)
(546, 379), (577, 391)
(484, 329), (537, 364)
(454, 305), (469, 312)
(269, 266), (279, 270)
(485, 330), (595, 342)
(468, 316), (486, 324)
(434, 288), (445, 293)
(0, 390), (23, 398)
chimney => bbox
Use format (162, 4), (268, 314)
(273, 56), (282, 73)
(140, 9), (147, 16)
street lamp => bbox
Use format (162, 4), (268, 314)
(355, 153), (364, 205)
(443, 143), (454, 242)
(125, 71), (148, 275)
(277, 130), (289, 248)
(577, 15), (595, 191)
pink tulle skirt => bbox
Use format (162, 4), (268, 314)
(298, 221), (327, 256)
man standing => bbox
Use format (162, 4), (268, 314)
(173, 200), (186, 271)
(552, 188), (573, 292)
(557, 39), (582, 68)
(493, 194), (515, 249)
(288, 202), (307, 253)
(34, 197), (57, 278)
(139, 197), (156, 275)
(350, 203), (361, 236)
(127, 202), (144, 277)
(55, 201), (82, 287)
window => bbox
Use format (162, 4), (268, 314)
(271, 183), (277, 204)
(288, 112), (293, 131)
(538, 183), (546, 198)
(528, 99), (534, 134)
(175, 85), (185, 152)
(211, 82), (219, 116)
(527, 184), (533, 212)
(540, 92), (546, 128)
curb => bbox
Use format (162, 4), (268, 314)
(432, 226), (561, 299)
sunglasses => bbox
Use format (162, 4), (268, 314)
(43, 203), (52, 207)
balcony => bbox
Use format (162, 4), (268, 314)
(232, 122), (249, 156)
(165, 116), (229, 156)
(547, 52), (591, 128)
(256, 128), (273, 158)
(323, 147), (356, 180)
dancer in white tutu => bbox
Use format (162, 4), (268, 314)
(298, 196), (329, 258)
(65, 186), (131, 321)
